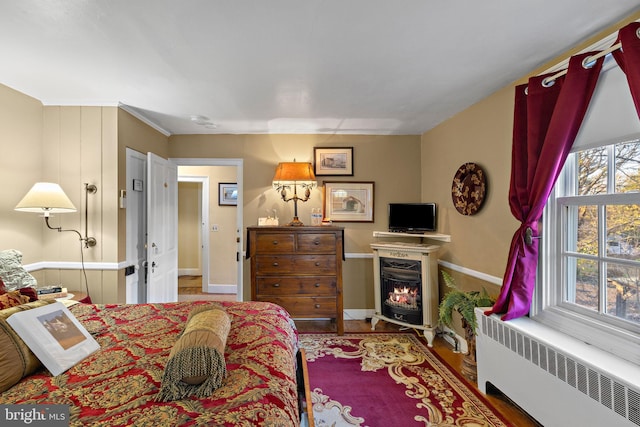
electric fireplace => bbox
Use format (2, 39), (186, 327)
(380, 257), (423, 324)
(371, 242), (440, 346)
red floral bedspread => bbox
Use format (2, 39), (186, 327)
(0, 301), (300, 426)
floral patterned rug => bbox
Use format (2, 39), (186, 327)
(299, 333), (508, 427)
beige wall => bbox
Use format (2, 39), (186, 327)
(0, 94), (121, 301)
(0, 90), (169, 304)
(421, 11), (640, 337)
(422, 85), (517, 281)
(169, 134), (422, 305)
(178, 181), (201, 272)
(39, 106), (119, 302)
(0, 84), (44, 263)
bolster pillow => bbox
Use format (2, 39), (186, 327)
(156, 306), (231, 401)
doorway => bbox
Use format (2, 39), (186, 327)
(177, 167), (238, 297)
(124, 151), (244, 303)
(173, 158), (244, 301)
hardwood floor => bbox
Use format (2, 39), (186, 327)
(178, 276), (540, 426)
(177, 275), (236, 302)
(296, 318), (542, 427)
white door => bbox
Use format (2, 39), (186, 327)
(147, 153), (178, 302)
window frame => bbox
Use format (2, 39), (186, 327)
(533, 143), (640, 365)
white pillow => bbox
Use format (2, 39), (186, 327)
(0, 249), (37, 291)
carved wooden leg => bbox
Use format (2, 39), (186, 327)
(422, 328), (435, 347)
(371, 316), (380, 331)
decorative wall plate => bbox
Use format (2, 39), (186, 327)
(451, 163), (486, 215)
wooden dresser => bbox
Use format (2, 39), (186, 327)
(248, 226), (344, 335)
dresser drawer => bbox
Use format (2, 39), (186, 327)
(254, 233), (295, 253)
(260, 296), (337, 317)
(296, 233), (337, 252)
(256, 277), (337, 296)
(255, 255), (336, 274)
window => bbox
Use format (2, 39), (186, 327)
(534, 56), (640, 364)
(535, 140), (640, 363)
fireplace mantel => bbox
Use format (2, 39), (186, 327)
(372, 230), (451, 242)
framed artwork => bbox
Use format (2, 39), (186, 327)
(314, 147), (354, 176)
(6, 302), (100, 376)
(323, 181), (374, 222)
(218, 183), (238, 206)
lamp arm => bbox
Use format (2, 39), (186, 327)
(44, 216), (96, 249)
(275, 183), (313, 203)
(43, 215), (92, 301)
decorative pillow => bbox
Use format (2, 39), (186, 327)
(156, 306), (231, 401)
(0, 291), (30, 310)
(0, 299), (56, 392)
(17, 287), (38, 302)
(0, 250), (37, 291)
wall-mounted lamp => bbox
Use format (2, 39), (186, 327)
(15, 182), (98, 248)
(272, 161), (317, 226)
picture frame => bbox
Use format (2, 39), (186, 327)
(218, 182), (238, 206)
(6, 302), (100, 376)
(314, 147), (354, 176)
(323, 181), (374, 222)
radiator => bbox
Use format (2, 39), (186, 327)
(475, 308), (640, 427)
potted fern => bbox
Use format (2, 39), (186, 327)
(438, 269), (495, 382)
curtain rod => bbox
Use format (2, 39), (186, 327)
(541, 42), (622, 87)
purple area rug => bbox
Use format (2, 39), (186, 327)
(300, 333), (509, 427)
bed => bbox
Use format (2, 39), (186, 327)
(0, 299), (309, 426)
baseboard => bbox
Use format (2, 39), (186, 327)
(178, 268), (201, 276)
(207, 284), (237, 294)
(344, 308), (375, 321)
(439, 325), (468, 354)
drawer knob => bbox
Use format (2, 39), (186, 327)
(314, 283), (320, 288)
(315, 304), (321, 309)
(272, 262), (279, 267)
(272, 240), (278, 245)
(314, 240), (320, 245)
(273, 283), (280, 288)
(315, 262), (320, 266)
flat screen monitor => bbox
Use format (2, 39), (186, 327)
(388, 203), (437, 233)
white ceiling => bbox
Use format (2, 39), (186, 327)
(0, 1), (638, 136)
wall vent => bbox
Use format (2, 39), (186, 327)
(481, 315), (638, 426)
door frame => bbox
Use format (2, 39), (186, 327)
(125, 148), (147, 303)
(172, 158), (244, 301)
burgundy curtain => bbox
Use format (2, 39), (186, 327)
(486, 52), (604, 320)
(613, 22), (640, 117)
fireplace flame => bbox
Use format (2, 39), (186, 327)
(387, 286), (418, 306)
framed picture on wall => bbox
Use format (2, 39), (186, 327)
(218, 183), (238, 206)
(323, 181), (374, 222)
(314, 147), (354, 176)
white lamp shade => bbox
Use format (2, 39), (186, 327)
(15, 182), (77, 214)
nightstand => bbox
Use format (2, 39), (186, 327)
(56, 292), (92, 304)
